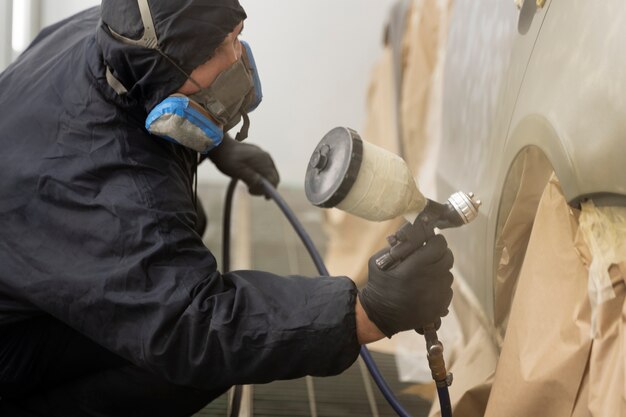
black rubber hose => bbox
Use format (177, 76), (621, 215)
(223, 179), (243, 417)
(222, 178), (238, 273)
(437, 385), (453, 417)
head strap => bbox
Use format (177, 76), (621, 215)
(107, 0), (159, 49)
(103, 0), (229, 103)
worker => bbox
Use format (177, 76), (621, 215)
(0, 1), (454, 416)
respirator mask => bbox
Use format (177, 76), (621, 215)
(145, 40), (262, 153)
(104, 0), (261, 154)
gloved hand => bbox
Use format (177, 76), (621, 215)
(208, 135), (280, 197)
(358, 234), (454, 338)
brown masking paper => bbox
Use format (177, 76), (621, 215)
(493, 147), (552, 341)
(399, 0), (449, 176)
(485, 176), (626, 417)
(431, 176), (626, 417)
(582, 263), (626, 417)
(578, 198), (626, 417)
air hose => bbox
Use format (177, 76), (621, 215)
(223, 178), (453, 417)
(223, 179), (244, 417)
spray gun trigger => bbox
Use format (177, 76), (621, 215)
(386, 235), (399, 246)
(375, 239), (418, 270)
(395, 222), (419, 243)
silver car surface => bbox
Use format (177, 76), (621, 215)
(437, 0), (626, 323)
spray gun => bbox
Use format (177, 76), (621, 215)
(304, 127), (481, 413)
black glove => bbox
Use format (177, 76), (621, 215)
(359, 234), (454, 338)
(208, 135), (280, 197)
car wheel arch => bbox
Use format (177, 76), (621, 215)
(490, 114), (576, 338)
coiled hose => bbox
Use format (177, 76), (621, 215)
(224, 178), (453, 417)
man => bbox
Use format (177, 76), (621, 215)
(0, 1), (454, 416)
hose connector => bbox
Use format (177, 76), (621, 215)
(422, 324), (453, 388)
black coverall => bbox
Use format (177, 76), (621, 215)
(0, 4), (360, 416)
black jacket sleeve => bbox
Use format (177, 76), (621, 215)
(2, 145), (361, 390)
(5, 136), (360, 390)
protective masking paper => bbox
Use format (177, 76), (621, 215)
(579, 200), (626, 337)
(484, 175), (626, 417)
(493, 146), (553, 341)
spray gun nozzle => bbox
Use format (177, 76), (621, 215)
(447, 191), (481, 225)
(374, 192), (480, 271)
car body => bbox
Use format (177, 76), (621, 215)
(437, 0), (626, 325)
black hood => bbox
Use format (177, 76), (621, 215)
(97, 0), (246, 112)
